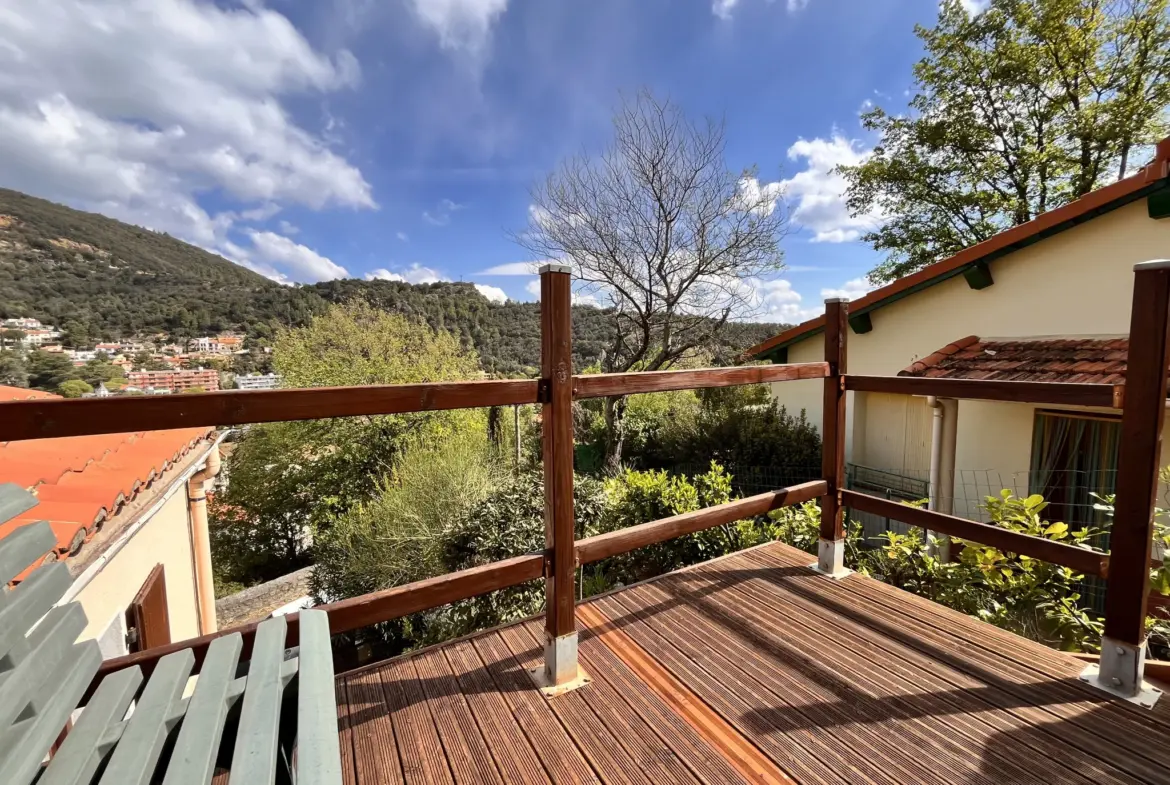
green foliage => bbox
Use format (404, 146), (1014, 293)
(597, 462), (759, 582)
(26, 349), (76, 390)
(842, 0), (1170, 283)
(79, 357), (126, 387)
(0, 350), (27, 387)
(57, 378), (93, 398)
(211, 302), (486, 588)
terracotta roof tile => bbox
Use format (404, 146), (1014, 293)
(0, 387), (213, 566)
(898, 336), (1131, 385)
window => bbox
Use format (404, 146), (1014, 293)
(1029, 411), (1120, 533)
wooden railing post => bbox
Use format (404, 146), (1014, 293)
(537, 262), (584, 691)
(1095, 260), (1170, 700)
(816, 297), (851, 578)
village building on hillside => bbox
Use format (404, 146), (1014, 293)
(127, 368), (220, 392)
(0, 386), (222, 656)
(748, 138), (1170, 538)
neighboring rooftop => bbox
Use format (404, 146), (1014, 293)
(900, 336), (1129, 385)
(0, 386), (212, 572)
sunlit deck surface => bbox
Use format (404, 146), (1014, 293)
(333, 541), (1170, 784)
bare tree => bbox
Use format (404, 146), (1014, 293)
(518, 90), (788, 473)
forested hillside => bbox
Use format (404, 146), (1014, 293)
(0, 188), (784, 374)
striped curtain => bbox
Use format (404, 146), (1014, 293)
(1029, 412), (1120, 533)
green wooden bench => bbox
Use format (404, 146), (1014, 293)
(0, 484), (342, 785)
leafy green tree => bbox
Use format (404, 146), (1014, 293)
(80, 357), (126, 387)
(60, 320), (91, 348)
(842, 0), (1170, 283)
(0, 328), (25, 349)
(58, 378), (93, 398)
(0, 350), (28, 387)
(211, 301), (485, 585)
(26, 350), (76, 390)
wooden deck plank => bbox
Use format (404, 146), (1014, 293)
(413, 647), (505, 785)
(513, 621), (704, 785)
(604, 584), (961, 785)
(443, 640), (552, 785)
(471, 631), (600, 785)
(709, 551), (1130, 784)
(346, 668), (405, 785)
(590, 592), (850, 785)
(379, 657), (455, 785)
(574, 620), (751, 785)
(498, 623), (647, 785)
(737, 544), (1170, 777)
(665, 555), (1117, 785)
(334, 680), (359, 785)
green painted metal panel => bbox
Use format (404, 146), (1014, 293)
(40, 667), (143, 785)
(0, 484), (38, 527)
(228, 615), (288, 785)
(99, 650), (195, 785)
(162, 633), (244, 785)
(296, 610), (342, 784)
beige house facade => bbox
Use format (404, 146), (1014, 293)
(750, 140), (1170, 529)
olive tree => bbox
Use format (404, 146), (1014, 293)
(520, 90), (788, 472)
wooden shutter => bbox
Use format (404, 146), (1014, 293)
(126, 563), (171, 652)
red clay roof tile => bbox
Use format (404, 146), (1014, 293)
(898, 336), (1132, 385)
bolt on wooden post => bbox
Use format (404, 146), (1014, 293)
(1094, 260), (1170, 701)
(534, 262), (586, 693)
(816, 297), (851, 578)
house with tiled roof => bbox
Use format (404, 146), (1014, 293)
(747, 137), (1170, 533)
(0, 385), (223, 657)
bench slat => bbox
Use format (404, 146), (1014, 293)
(162, 633), (244, 785)
(228, 615), (288, 785)
(0, 600), (87, 732)
(99, 649), (195, 785)
(38, 663), (142, 785)
(0, 565), (74, 667)
(0, 522), (56, 587)
(296, 610), (342, 784)
(0, 484), (38, 529)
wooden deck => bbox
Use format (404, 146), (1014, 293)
(334, 541), (1170, 784)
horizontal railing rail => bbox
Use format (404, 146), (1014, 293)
(576, 480), (825, 563)
(841, 489), (1109, 577)
(0, 379), (542, 441)
(573, 362), (829, 399)
(844, 374), (1123, 409)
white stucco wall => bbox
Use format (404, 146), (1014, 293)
(74, 487), (201, 651)
(767, 199), (1170, 490)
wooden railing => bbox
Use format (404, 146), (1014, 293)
(4, 261), (1168, 698)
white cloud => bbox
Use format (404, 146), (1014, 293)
(713, 0), (808, 18)
(422, 198), (464, 226)
(0, 0), (373, 267)
(957, 0), (990, 15)
(787, 0), (809, 10)
(278, 220), (299, 236)
(364, 263), (447, 284)
(781, 134), (883, 243)
(479, 261), (537, 275)
(741, 278), (821, 324)
(407, 0), (508, 56)
(243, 231), (348, 283)
(396, 231), (409, 242)
(474, 283), (507, 303)
(734, 176), (784, 217)
(573, 292), (601, 308)
(525, 279), (541, 298)
(821, 277), (874, 302)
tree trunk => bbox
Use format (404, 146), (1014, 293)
(603, 395), (628, 475)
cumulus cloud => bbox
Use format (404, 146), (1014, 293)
(740, 278), (821, 324)
(479, 261), (538, 275)
(958, 0), (991, 14)
(422, 198), (464, 226)
(407, 0), (508, 56)
(821, 277), (874, 302)
(243, 231), (348, 283)
(734, 177), (784, 217)
(781, 134), (883, 243)
(474, 283), (508, 303)
(0, 0), (373, 272)
(364, 263), (447, 284)
(525, 279), (542, 298)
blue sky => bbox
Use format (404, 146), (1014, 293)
(0, 0), (961, 324)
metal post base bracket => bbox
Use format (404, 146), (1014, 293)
(1080, 638), (1163, 708)
(529, 632), (591, 697)
(810, 538), (853, 579)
